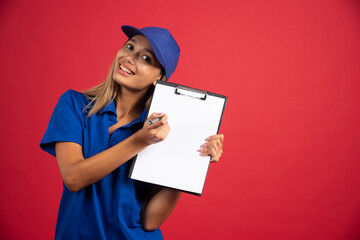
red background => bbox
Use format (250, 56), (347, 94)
(1, 0), (360, 239)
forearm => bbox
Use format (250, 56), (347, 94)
(141, 187), (182, 231)
(56, 130), (148, 192)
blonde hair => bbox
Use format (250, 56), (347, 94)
(83, 59), (118, 117)
(83, 58), (166, 117)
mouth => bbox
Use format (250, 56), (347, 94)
(119, 63), (135, 75)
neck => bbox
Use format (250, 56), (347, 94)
(115, 86), (150, 119)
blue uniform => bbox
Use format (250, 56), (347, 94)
(40, 89), (162, 240)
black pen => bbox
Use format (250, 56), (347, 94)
(148, 117), (162, 125)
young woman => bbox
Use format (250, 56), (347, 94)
(40, 25), (224, 240)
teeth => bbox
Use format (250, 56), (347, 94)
(120, 64), (132, 74)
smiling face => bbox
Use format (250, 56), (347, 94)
(113, 35), (163, 93)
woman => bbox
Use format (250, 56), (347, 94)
(40, 25), (224, 240)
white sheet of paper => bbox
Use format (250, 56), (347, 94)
(129, 82), (226, 195)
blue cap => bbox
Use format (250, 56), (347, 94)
(121, 25), (180, 80)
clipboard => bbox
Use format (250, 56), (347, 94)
(129, 81), (228, 196)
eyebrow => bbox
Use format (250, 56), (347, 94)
(128, 38), (156, 58)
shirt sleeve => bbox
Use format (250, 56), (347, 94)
(40, 90), (84, 157)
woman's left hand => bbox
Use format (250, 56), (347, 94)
(198, 134), (224, 163)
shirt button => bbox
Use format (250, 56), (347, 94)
(109, 116), (117, 122)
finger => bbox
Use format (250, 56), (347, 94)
(148, 114), (168, 129)
(198, 135), (224, 159)
(156, 122), (170, 136)
(206, 134), (224, 144)
(209, 142), (220, 158)
(198, 142), (216, 157)
(146, 112), (164, 125)
(147, 112), (163, 121)
(206, 138), (223, 153)
(206, 134), (223, 140)
(159, 114), (168, 123)
(158, 124), (171, 140)
(210, 146), (220, 163)
(205, 141), (223, 162)
(211, 146), (222, 163)
(150, 124), (170, 141)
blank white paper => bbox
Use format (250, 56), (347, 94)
(129, 82), (226, 195)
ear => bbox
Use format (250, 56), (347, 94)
(158, 74), (167, 82)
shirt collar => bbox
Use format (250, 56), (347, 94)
(99, 101), (117, 115)
(139, 108), (148, 123)
(99, 101), (148, 124)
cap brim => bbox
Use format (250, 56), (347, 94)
(121, 25), (144, 39)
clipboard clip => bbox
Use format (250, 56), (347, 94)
(175, 86), (207, 100)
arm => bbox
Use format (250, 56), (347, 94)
(140, 134), (225, 231)
(55, 113), (169, 192)
(141, 187), (182, 231)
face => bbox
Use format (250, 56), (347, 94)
(113, 35), (163, 92)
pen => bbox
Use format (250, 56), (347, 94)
(148, 117), (162, 125)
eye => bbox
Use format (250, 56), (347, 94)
(141, 55), (152, 63)
(126, 44), (133, 50)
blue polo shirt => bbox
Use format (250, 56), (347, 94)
(40, 89), (163, 240)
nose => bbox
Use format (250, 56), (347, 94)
(123, 53), (136, 65)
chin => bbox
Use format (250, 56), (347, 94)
(115, 80), (151, 93)
(113, 72), (132, 87)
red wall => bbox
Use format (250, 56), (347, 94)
(1, 0), (360, 239)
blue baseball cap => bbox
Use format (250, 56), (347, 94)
(121, 25), (180, 80)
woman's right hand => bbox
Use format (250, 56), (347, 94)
(136, 112), (170, 146)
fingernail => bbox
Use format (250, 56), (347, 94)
(205, 137), (210, 141)
(200, 143), (206, 148)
